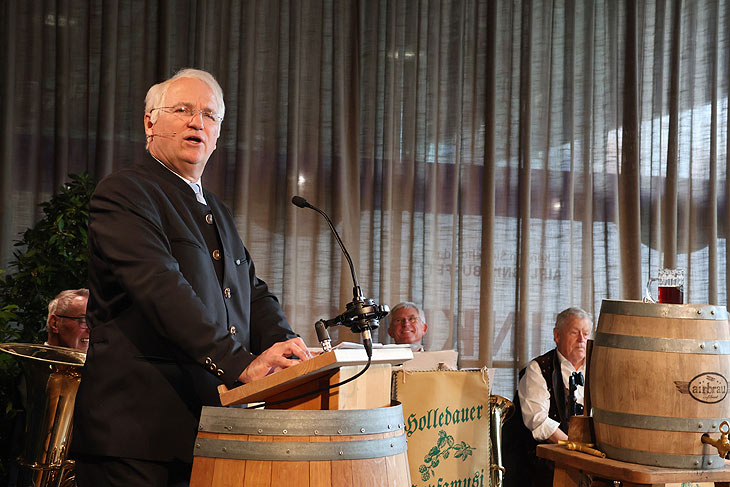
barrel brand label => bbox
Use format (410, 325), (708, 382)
(674, 373), (728, 404)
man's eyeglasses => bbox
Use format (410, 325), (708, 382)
(56, 314), (89, 329)
(391, 316), (421, 326)
(151, 105), (223, 123)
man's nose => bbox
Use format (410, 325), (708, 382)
(188, 112), (205, 128)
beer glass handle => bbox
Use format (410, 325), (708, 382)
(643, 277), (657, 303)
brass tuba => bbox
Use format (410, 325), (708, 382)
(489, 394), (514, 487)
(1, 343), (85, 487)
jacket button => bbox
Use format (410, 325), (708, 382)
(209, 362), (216, 371)
(235, 259), (242, 266)
(206, 213), (214, 225)
(223, 288), (232, 299)
(217, 369), (224, 377)
(230, 326), (237, 335)
(212, 249), (221, 260)
(205, 357), (212, 365)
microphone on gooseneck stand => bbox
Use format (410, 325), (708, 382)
(242, 196), (389, 409)
(291, 195), (389, 358)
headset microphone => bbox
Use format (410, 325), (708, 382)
(147, 132), (178, 139)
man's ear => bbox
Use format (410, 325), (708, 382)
(422, 323), (428, 334)
(388, 327), (395, 339)
(144, 113), (154, 138)
(48, 315), (59, 334)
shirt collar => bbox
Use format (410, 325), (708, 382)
(556, 349), (585, 374)
(151, 155), (203, 188)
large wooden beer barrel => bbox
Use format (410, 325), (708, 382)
(190, 403), (410, 486)
(590, 300), (730, 469)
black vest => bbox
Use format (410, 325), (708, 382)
(502, 348), (570, 487)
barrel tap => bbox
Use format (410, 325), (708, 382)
(701, 421), (730, 458)
(558, 440), (606, 458)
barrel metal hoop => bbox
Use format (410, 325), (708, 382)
(198, 403), (405, 435)
(593, 408), (726, 432)
(599, 444), (723, 470)
(600, 300), (728, 320)
(194, 435), (407, 461)
(593, 332), (730, 354)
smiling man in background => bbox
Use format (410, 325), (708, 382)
(387, 301), (429, 351)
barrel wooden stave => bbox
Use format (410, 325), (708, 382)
(270, 435), (309, 486)
(308, 435), (332, 486)
(243, 434), (274, 487)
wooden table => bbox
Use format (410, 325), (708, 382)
(537, 444), (730, 487)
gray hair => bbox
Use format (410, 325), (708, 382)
(144, 68), (225, 149)
(554, 306), (592, 333)
(47, 288), (89, 331)
(387, 301), (426, 328)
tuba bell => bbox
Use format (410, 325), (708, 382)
(1, 343), (85, 487)
(489, 394), (514, 487)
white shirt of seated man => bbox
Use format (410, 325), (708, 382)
(517, 310), (591, 443)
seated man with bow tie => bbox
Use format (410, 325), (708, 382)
(503, 307), (592, 487)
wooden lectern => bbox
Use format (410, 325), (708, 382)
(216, 346), (414, 410)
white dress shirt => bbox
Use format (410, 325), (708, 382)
(517, 349), (585, 441)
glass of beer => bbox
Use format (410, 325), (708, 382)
(644, 268), (684, 304)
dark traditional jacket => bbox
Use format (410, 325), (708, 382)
(502, 348), (569, 487)
(72, 156), (296, 462)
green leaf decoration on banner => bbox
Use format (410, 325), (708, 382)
(419, 430), (475, 481)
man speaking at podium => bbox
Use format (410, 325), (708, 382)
(72, 69), (311, 487)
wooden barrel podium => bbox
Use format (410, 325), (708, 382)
(590, 299), (730, 469)
(190, 347), (414, 486)
(190, 404), (410, 487)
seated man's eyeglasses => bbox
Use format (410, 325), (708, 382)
(56, 314), (89, 329)
(392, 316), (420, 326)
(151, 105), (223, 123)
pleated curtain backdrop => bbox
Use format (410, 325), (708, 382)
(1, 0), (728, 397)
